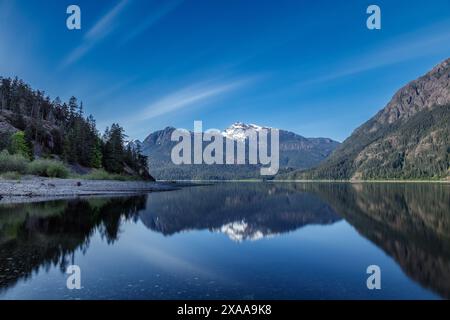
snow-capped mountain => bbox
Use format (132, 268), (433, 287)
(126, 139), (143, 151)
(136, 123), (340, 180)
(222, 122), (272, 141)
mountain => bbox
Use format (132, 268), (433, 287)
(137, 123), (340, 180)
(287, 58), (450, 180)
(127, 139), (143, 152)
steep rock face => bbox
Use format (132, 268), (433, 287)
(0, 114), (18, 135)
(0, 109), (55, 153)
(376, 58), (450, 126)
(0, 112), (19, 149)
(291, 58), (450, 180)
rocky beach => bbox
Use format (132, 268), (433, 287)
(0, 177), (178, 204)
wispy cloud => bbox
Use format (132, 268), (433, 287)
(137, 78), (252, 121)
(121, 0), (183, 45)
(296, 23), (450, 87)
(85, 0), (130, 41)
(102, 76), (257, 136)
(89, 76), (139, 103)
(60, 0), (131, 68)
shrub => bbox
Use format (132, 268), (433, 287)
(82, 169), (135, 181)
(46, 162), (70, 178)
(26, 159), (48, 176)
(82, 169), (111, 180)
(0, 171), (22, 180)
(27, 159), (69, 178)
(0, 150), (29, 173)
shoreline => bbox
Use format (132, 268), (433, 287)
(271, 179), (450, 183)
(160, 179), (450, 184)
(0, 177), (180, 204)
(1, 177), (448, 204)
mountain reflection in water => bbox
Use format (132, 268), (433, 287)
(0, 182), (449, 299)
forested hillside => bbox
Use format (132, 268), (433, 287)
(0, 77), (152, 180)
(287, 58), (450, 181)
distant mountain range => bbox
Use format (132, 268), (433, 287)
(137, 58), (450, 181)
(286, 57), (450, 180)
(134, 123), (340, 180)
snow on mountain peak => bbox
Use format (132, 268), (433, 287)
(222, 122), (271, 141)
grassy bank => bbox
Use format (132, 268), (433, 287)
(0, 151), (142, 181)
(73, 169), (142, 181)
(0, 151), (68, 179)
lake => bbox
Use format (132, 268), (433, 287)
(0, 182), (449, 299)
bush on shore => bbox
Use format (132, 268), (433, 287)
(0, 171), (22, 180)
(0, 150), (29, 174)
(27, 159), (70, 178)
(0, 149), (139, 181)
(80, 169), (138, 181)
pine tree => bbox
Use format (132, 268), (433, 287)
(9, 131), (32, 160)
(102, 123), (126, 173)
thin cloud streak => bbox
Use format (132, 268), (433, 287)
(121, 0), (183, 44)
(138, 78), (252, 121)
(60, 0), (131, 68)
(117, 77), (255, 129)
(296, 26), (450, 87)
(108, 76), (257, 137)
(89, 76), (139, 102)
(85, 0), (130, 41)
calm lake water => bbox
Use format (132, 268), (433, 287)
(0, 182), (449, 300)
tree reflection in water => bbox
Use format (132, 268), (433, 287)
(0, 182), (449, 298)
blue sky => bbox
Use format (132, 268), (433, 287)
(1, 0), (450, 141)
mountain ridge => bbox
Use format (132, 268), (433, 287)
(135, 123), (340, 180)
(286, 58), (450, 180)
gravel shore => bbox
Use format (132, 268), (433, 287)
(0, 177), (179, 204)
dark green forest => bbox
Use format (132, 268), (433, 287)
(289, 105), (450, 180)
(0, 76), (151, 180)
